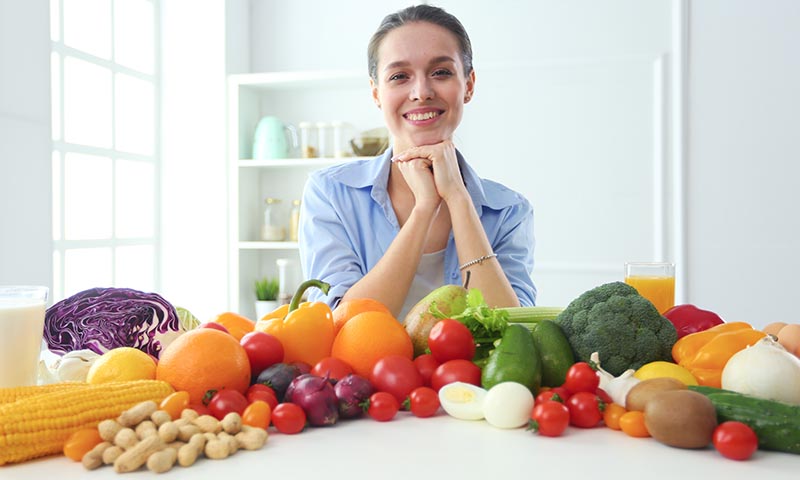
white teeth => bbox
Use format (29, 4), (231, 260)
(406, 111), (439, 121)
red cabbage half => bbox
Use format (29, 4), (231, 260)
(44, 287), (184, 359)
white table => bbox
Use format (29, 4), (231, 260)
(2, 413), (796, 479)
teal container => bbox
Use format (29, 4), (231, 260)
(253, 116), (296, 159)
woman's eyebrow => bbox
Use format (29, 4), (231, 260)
(383, 56), (456, 72)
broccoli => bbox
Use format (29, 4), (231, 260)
(554, 281), (678, 376)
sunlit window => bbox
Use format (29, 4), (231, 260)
(51, 0), (159, 301)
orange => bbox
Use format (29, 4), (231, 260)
(331, 310), (413, 377)
(332, 298), (391, 335)
(209, 311), (255, 341)
(156, 328), (251, 404)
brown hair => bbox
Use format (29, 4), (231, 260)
(367, 5), (473, 83)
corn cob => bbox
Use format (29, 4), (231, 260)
(0, 379), (174, 466)
(0, 382), (90, 405)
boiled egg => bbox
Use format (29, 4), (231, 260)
(482, 382), (535, 429)
(438, 382), (487, 420)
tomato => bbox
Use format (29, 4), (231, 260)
(566, 391), (604, 428)
(563, 362), (599, 394)
(428, 319), (476, 362)
(530, 400), (570, 437)
(413, 354), (440, 387)
(247, 384), (278, 411)
(370, 355), (424, 404)
(595, 387), (613, 405)
(408, 386), (440, 418)
(713, 421), (758, 460)
(63, 428), (103, 461)
(272, 402), (306, 434)
(311, 356), (354, 383)
(242, 400), (271, 429)
(602, 402), (626, 430)
(240, 331), (284, 376)
(619, 410), (650, 438)
(159, 390), (191, 420)
(188, 403), (212, 416)
(367, 392), (400, 422)
(430, 359), (482, 392)
(535, 386), (570, 405)
(207, 389), (249, 420)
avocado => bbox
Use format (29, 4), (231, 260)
(481, 324), (541, 393)
(531, 320), (575, 387)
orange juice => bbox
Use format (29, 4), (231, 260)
(625, 275), (675, 314)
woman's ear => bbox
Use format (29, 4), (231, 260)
(464, 69), (476, 103)
(370, 77), (381, 109)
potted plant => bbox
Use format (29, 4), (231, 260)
(254, 277), (280, 321)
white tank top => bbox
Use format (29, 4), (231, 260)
(398, 249), (446, 322)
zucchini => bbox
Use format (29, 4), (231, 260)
(689, 387), (800, 454)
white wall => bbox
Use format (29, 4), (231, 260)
(0, 0), (52, 291)
(687, 0), (800, 326)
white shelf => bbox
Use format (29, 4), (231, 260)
(239, 241), (299, 250)
(229, 69), (367, 91)
(237, 157), (371, 168)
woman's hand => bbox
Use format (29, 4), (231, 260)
(394, 158), (441, 211)
(392, 140), (468, 202)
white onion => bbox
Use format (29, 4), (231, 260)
(721, 336), (800, 404)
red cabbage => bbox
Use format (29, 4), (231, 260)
(44, 287), (183, 359)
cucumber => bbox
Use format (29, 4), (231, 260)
(689, 387), (800, 454)
(530, 320), (574, 387)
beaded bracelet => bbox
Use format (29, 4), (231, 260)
(459, 253), (498, 271)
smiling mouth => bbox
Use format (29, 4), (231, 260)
(404, 110), (442, 121)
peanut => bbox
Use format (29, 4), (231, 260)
(146, 447), (178, 474)
(204, 438), (229, 460)
(135, 420), (157, 439)
(82, 441), (112, 470)
(217, 431), (239, 455)
(177, 434), (206, 467)
(221, 412), (243, 434)
(118, 400), (158, 427)
(177, 424), (202, 442)
(98, 419), (123, 442)
(158, 421), (179, 443)
(180, 408), (199, 421)
(192, 414), (222, 433)
(114, 428), (139, 449)
(235, 426), (268, 451)
(150, 409), (172, 426)
(173, 417), (190, 428)
(113, 435), (166, 473)
(102, 445), (123, 465)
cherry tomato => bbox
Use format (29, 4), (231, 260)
(247, 384), (278, 411)
(530, 400), (570, 437)
(207, 389), (249, 420)
(272, 402), (306, 434)
(428, 319), (476, 363)
(367, 392), (400, 422)
(408, 386), (440, 418)
(535, 386), (570, 405)
(566, 391), (604, 428)
(595, 387), (613, 405)
(713, 421), (758, 460)
(312, 356), (354, 383)
(370, 355), (424, 404)
(602, 402), (626, 430)
(159, 390), (191, 420)
(430, 359), (482, 392)
(563, 362), (599, 394)
(619, 410), (650, 438)
(413, 354), (440, 387)
(63, 428), (103, 461)
(188, 403), (212, 416)
(242, 400), (271, 429)
(240, 331), (284, 376)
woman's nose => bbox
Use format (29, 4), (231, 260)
(409, 77), (434, 101)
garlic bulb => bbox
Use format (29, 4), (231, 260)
(53, 349), (101, 382)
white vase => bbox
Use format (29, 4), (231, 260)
(254, 300), (279, 321)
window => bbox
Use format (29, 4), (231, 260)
(50, 0), (160, 300)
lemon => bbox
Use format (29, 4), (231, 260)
(634, 361), (698, 386)
(86, 347), (157, 384)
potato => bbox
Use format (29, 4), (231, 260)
(644, 390), (717, 448)
(625, 377), (686, 411)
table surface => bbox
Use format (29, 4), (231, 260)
(2, 412), (797, 479)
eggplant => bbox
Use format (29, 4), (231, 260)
(255, 363), (302, 401)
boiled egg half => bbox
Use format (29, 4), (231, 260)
(438, 382), (487, 420)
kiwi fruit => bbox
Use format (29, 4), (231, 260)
(625, 377), (686, 411)
(644, 389), (718, 449)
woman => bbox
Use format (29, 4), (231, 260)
(299, 5), (536, 320)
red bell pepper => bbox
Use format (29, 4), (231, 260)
(663, 304), (725, 339)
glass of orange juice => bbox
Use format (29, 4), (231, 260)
(624, 262), (675, 314)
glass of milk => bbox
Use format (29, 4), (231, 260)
(0, 286), (49, 387)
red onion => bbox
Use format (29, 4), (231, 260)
(285, 374), (339, 426)
(333, 374), (374, 419)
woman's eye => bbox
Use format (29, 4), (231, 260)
(432, 69), (453, 77)
(388, 73), (408, 81)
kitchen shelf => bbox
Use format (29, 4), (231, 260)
(237, 157), (371, 168)
(239, 241), (299, 250)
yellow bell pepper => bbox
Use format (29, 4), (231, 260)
(672, 321), (766, 388)
(254, 279), (334, 367)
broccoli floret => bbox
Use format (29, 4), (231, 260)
(554, 281), (678, 376)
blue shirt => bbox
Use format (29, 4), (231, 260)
(298, 148), (537, 309)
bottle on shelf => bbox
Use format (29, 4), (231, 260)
(289, 200), (301, 241)
(261, 197), (285, 241)
(316, 122), (330, 158)
(299, 121), (317, 158)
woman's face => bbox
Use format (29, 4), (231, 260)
(371, 21), (475, 153)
